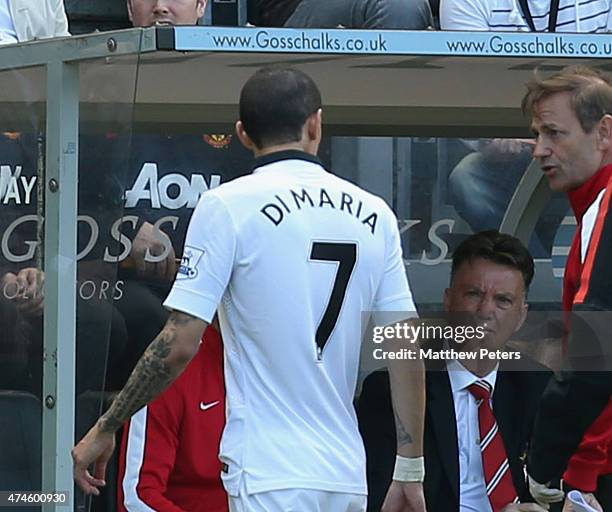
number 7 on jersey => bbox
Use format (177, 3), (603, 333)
(309, 241), (357, 360)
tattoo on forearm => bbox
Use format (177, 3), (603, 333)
(171, 312), (199, 326)
(394, 410), (414, 448)
(98, 312), (198, 433)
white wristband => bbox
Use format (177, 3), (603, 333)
(392, 455), (425, 482)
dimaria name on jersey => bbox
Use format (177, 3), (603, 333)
(260, 187), (379, 234)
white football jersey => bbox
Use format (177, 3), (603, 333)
(164, 151), (416, 496)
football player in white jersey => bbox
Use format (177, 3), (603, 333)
(73, 67), (427, 512)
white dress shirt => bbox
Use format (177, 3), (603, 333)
(0, 0), (18, 45)
(6, 0), (70, 44)
(447, 359), (499, 512)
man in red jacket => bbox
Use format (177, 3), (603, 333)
(117, 324), (227, 512)
(522, 65), (612, 512)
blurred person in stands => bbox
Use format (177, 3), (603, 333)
(0, 262), (130, 395)
(522, 65), (612, 512)
(250, 0), (434, 30)
(0, 0), (69, 45)
(359, 230), (552, 512)
(447, 138), (535, 234)
(0, 268), (43, 391)
(127, 0), (206, 26)
(0, 264), (129, 395)
(440, 0), (612, 31)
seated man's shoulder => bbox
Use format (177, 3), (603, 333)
(501, 353), (551, 372)
(500, 354), (552, 393)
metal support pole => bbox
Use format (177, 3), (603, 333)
(42, 60), (79, 511)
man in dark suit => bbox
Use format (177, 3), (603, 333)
(359, 230), (552, 512)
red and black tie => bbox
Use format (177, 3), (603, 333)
(468, 380), (518, 512)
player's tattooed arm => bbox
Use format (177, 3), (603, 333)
(393, 409), (414, 449)
(98, 311), (207, 433)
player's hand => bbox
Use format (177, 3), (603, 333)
(381, 481), (427, 512)
(129, 222), (176, 281)
(528, 474), (564, 510)
(562, 492), (603, 512)
(501, 503), (547, 511)
(72, 422), (115, 495)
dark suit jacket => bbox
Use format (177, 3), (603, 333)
(358, 358), (552, 512)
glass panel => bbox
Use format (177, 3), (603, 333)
(0, 49), (141, 512)
(75, 54), (141, 512)
(0, 65), (46, 511)
(116, 130), (566, 312)
(328, 136), (567, 308)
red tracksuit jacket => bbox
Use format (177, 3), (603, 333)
(560, 164), (612, 491)
(117, 326), (228, 511)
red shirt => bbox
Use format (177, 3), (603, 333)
(117, 326), (228, 511)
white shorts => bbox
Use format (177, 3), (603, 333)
(228, 484), (367, 512)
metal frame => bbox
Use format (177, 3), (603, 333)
(0, 28), (157, 71)
(42, 60), (79, 509)
(0, 27), (157, 511)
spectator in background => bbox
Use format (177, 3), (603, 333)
(448, 138), (534, 232)
(118, 324), (227, 512)
(0, 264), (129, 396)
(0, 0), (69, 45)
(127, 0), (206, 26)
(251, 0), (434, 30)
(0, 268), (43, 392)
(359, 230), (552, 512)
(440, 0), (612, 31)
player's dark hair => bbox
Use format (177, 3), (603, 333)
(239, 67), (322, 149)
(450, 230), (534, 294)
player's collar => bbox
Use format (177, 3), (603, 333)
(252, 150), (323, 172)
